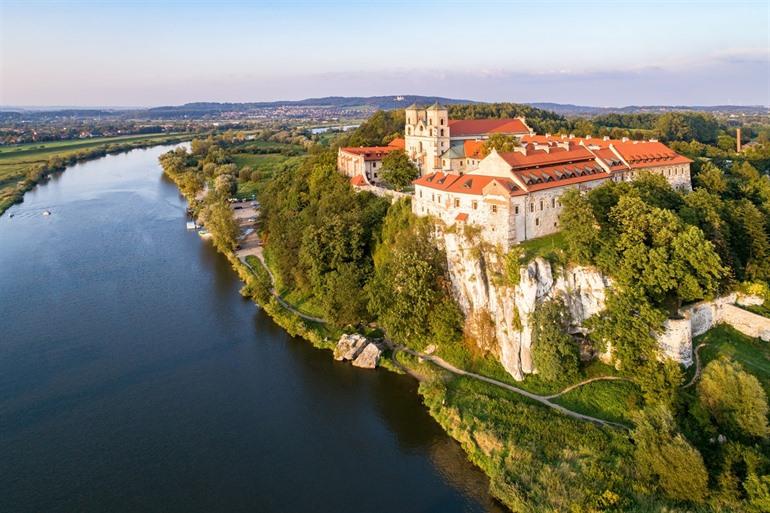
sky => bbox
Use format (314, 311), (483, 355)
(1, 0), (769, 107)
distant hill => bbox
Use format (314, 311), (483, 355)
(2, 96), (766, 121)
(528, 102), (769, 116)
(142, 96), (477, 118)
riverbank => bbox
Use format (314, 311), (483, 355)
(0, 133), (196, 216)
(158, 151), (647, 511)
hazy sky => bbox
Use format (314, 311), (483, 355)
(1, 0), (768, 107)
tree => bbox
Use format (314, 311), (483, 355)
(632, 405), (709, 503)
(214, 173), (237, 197)
(559, 188), (601, 264)
(698, 357), (769, 439)
(380, 150), (418, 190)
(696, 161), (728, 195)
(530, 297), (579, 383)
(201, 200), (239, 252)
(730, 199), (770, 282)
(482, 133), (520, 155)
(610, 195), (726, 312)
(586, 287), (678, 404)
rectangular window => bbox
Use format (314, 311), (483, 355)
(419, 190), (423, 198)
(515, 206), (519, 215)
(535, 218), (540, 226)
(472, 201), (478, 210)
(551, 198), (555, 208)
(454, 198), (460, 208)
(540, 200), (544, 210)
(437, 195), (441, 203)
(530, 203), (534, 213)
(491, 205), (498, 214)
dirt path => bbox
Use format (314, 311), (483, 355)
(682, 343), (707, 389)
(240, 250), (327, 324)
(394, 346), (629, 429)
(544, 376), (632, 400)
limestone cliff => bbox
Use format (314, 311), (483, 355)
(442, 232), (610, 380)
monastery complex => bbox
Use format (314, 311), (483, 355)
(338, 103), (693, 249)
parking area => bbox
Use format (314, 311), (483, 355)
(231, 199), (262, 259)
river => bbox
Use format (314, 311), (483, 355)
(0, 145), (504, 513)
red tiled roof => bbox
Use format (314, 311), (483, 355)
(455, 213), (468, 222)
(387, 137), (405, 149)
(340, 145), (401, 161)
(498, 146), (596, 169)
(464, 140), (486, 159)
(350, 175), (367, 187)
(448, 118), (530, 137)
(413, 172), (520, 196)
(610, 141), (693, 168)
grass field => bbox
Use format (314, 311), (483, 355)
(0, 132), (193, 215)
(519, 231), (567, 261)
(696, 324), (770, 393)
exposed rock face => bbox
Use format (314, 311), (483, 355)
(335, 334), (385, 368)
(442, 229), (770, 380)
(352, 343), (383, 369)
(442, 232), (610, 380)
(334, 334), (368, 361)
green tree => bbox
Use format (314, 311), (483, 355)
(530, 297), (579, 383)
(214, 173), (237, 197)
(380, 150), (418, 190)
(559, 188), (601, 264)
(695, 162), (728, 195)
(632, 405), (709, 503)
(730, 199), (770, 282)
(482, 133), (520, 155)
(698, 357), (769, 439)
(201, 200), (239, 252)
(611, 195), (726, 312)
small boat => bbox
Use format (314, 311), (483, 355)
(42, 210), (51, 216)
(186, 221), (197, 230)
(198, 229), (212, 239)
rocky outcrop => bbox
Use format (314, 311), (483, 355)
(334, 333), (368, 361)
(352, 343), (383, 369)
(441, 231), (770, 380)
(334, 334), (386, 369)
(442, 232), (610, 380)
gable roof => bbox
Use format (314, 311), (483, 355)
(448, 118), (530, 137)
(413, 172), (521, 196)
(339, 144), (401, 161)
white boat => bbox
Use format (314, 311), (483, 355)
(186, 221), (197, 230)
(42, 210), (51, 216)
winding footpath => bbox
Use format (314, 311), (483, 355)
(682, 342), (708, 389)
(393, 346), (630, 430)
(240, 242), (628, 429)
(240, 249), (327, 324)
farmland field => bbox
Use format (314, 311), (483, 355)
(0, 132), (193, 215)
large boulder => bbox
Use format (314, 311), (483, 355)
(352, 343), (383, 369)
(334, 333), (368, 361)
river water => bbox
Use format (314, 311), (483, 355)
(0, 146), (503, 513)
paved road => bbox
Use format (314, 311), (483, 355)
(394, 346), (629, 430)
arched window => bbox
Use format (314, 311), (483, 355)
(440, 129), (444, 136)
(440, 118), (444, 125)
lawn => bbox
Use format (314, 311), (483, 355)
(695, 324), (770, 393)
(553, 379), (641, 425)
(518, 231), (566, 261)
